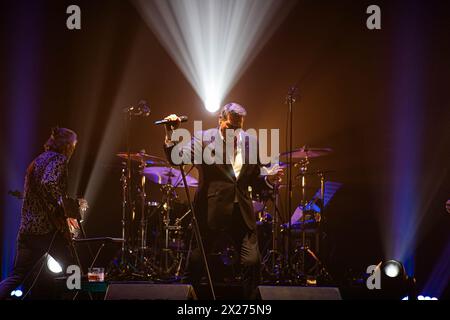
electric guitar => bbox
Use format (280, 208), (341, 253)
(52, 196), (89, 243)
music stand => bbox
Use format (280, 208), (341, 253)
(71, 237), (124, 300)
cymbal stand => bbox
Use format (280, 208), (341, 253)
(122, 102), (150, 262)
(261, 184), (284, 282)
(110, 108), (136, 278)
(162, 184), (174, 277)
(120, 166), (127, 263)
(125, 110), (133, 257)
(299, 157), (309, 280)
(296, 166), (332, 284)
(139, 158), (147, 263)
(135, 156), (158, 280)
(153, 182), (181, 280)
(313, 171), (332, 282)
(285, 85), (299, 277)
(173, 207), (192, 278)
(170, 165), (195, 279)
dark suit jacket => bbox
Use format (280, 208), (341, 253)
(164, 128), (269, 232)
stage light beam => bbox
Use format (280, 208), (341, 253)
(134, 0), (295, 113)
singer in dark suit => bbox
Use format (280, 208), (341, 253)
(163, 103), (282, 299)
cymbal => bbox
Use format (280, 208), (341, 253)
(280, 146), (333, 160)
(142, 166), (198, 188)
(116, 152), (168, 166)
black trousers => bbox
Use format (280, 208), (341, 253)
(186, 203), (261, 299)
(0, 231), (73, 300)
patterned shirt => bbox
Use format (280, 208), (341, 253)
(19, 151), (68, 235)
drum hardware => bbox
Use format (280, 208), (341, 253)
(284, 85), (299, 281)
(120, 165), (127, 262)
(142, 166), (198, 188)
(280, 147), (333, 160)
(298, 172), (336, 284)
(260, 184), (285, 282)
(116, 152), (168, 166)
(160, 184), (180, 279)
(111, 147), (199, 281)
(279, 145), (334, 284)
(109, 103), (152, 280)
(138, 158), (148, 264)
(298, 157), (309, 282)
(129, 164), (196, 281)
(140, 164), (201, 282)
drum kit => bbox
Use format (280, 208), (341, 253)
(108, 144), (338, 285)
(108, 151), (199, 281)
(252, 146), (338, 284)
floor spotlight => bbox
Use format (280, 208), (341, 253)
(378, 260), (413, 299)
(10, 288), (23, 298)
(46, 254), (63, 274)
(417, 295), (439, 300)
(383, 259), (403, 278)
(14, 289), (23, 297)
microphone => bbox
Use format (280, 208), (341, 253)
(123, 100), (151, 116)
(154, 115), (188, 125)
(286, 84), (299, 104)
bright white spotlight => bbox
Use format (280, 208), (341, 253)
(47, 255), (63, 274)
(204, 91), (221, 113)
(134, 0), (295, 113)
(383, 260), (401, 278)
(417, 295), (438, 300)
(10, 289), (23, 298)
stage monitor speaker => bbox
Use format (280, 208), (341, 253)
(257, 286), (342, 300)
(104, 283), (197, 300)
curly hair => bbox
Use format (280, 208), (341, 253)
(44, 127), (77, 154)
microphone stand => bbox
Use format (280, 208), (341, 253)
(285, 86), (298, 281)
(124, 109), (133, 264)
(177, 164), (216, 300)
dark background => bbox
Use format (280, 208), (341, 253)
(1, 0), (449, 297)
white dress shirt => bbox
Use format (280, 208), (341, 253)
(219, 128), (243, 179)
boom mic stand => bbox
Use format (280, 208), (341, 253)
(177, 163), (216, 300)
(159, 122), (215, 299)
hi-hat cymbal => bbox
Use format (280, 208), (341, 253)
(142, 166), (198, 188)
(116, 152), (168, 166)
(280, 146), (333, 160)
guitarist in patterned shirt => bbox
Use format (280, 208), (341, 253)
(0, 127), (80, 299)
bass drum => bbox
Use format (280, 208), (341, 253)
(145, 199), (192, 251)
